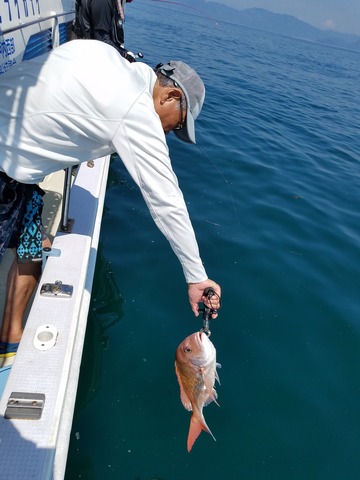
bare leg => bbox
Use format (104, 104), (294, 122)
(0, 253), (41, 344)
(0, 237), (51, 344)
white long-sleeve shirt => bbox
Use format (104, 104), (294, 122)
(0, 40), (207, 283)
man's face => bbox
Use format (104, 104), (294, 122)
(154, 88), (186, 136)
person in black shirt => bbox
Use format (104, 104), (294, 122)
(74, 0), (135, 61)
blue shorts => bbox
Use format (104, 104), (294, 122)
(0, 172), (44, 263)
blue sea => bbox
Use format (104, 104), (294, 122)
(65, 2), (360, 479)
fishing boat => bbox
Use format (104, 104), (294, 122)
(0, 1), (110, 478)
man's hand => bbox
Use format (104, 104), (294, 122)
(188, 279), (221, 318)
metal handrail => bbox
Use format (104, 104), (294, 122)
(0, 10), (75, 35)
(60, 167), (73, 231)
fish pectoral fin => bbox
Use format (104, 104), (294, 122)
(187, 413), (216, 452)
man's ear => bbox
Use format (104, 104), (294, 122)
(162, 87), (182, 104)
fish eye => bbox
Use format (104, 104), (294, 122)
(184, 347), (191, 353)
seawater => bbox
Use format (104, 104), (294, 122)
(65, 2), (360, 479)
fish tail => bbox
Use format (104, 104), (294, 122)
(187, 413), (216, 452)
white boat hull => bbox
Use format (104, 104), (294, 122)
(1, 0), (74, 74)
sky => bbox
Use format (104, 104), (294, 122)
(206, 0), (360, 36)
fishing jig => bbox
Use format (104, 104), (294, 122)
(199, 287), (220, 337)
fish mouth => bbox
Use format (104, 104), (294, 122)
(199, 331), (209, 341)
(193, 331), (210, 350)
(198, 331), (206, 343)
(191, 331), (202, 347)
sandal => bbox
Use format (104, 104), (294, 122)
(0, 340), (20, 358)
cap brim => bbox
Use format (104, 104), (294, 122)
(172, 79), (196, 144)
(174, 110), (195, 144)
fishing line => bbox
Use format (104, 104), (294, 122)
(197, 144), (241, 224)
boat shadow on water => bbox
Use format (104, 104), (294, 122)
(65, 245), (124, 478)
(71, 244), (124, 412)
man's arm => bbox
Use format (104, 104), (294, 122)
(112, 91), (221, 312)
(113, 93), (208, 283)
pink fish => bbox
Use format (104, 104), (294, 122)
(175, 331), (220, 452)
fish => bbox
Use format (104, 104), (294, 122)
(175, 331), (220, 452)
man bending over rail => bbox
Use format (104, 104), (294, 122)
(0, 40), (221, 360)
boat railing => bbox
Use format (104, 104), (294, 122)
(0, 11), (75, 36)
(60, 167), (74, 232)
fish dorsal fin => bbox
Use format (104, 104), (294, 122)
(175, 362), (192, 411)
(215, 365), (221, 385)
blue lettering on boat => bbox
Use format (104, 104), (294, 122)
(0, 0), (41, 24)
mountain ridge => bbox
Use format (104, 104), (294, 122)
(207, 6), (360, 51)
(153, 1), (360, 51)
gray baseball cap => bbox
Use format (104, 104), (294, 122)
(155, 61), (205, 144)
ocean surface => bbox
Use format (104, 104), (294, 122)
(65, 2), (360, 479)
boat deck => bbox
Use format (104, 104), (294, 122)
(0, 157), (110, 479)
